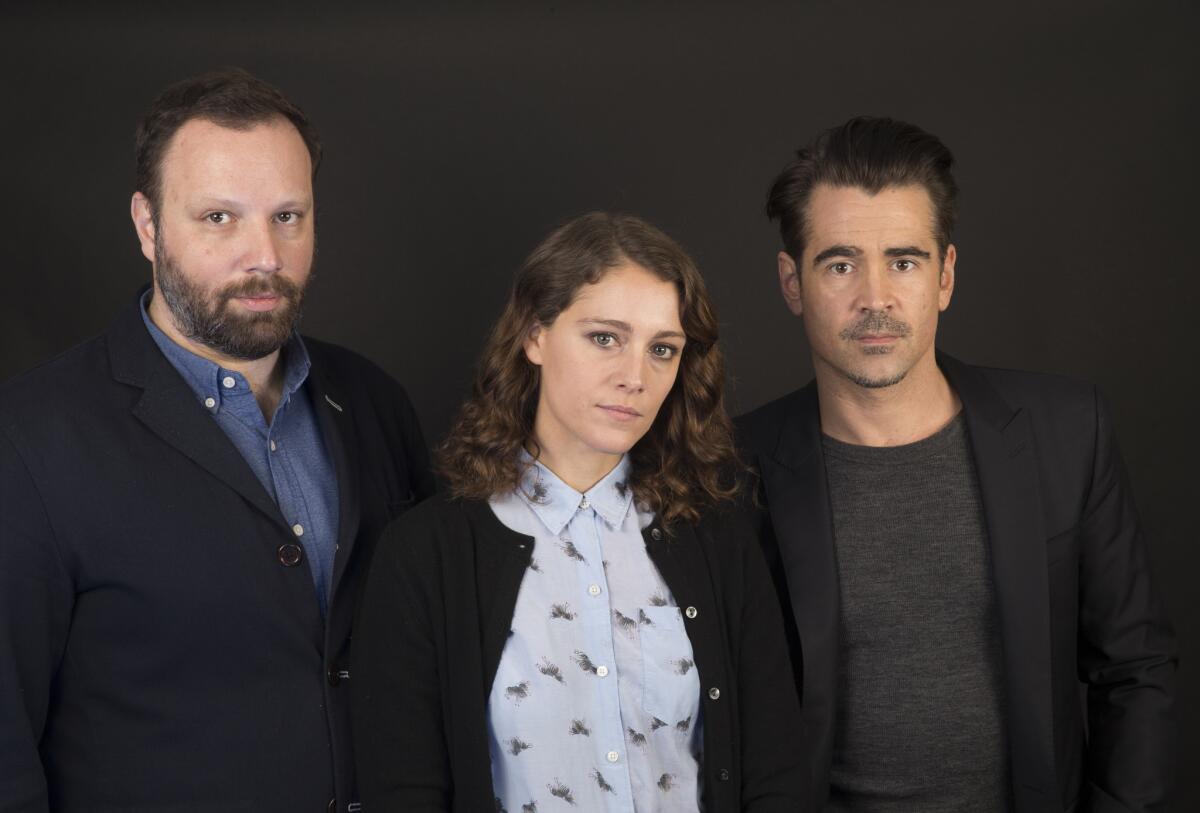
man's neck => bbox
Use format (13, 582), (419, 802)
(147, 295), (286, 420)
(815, 354), (961, 447)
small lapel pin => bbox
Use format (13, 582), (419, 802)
(324, 394), (344, 412)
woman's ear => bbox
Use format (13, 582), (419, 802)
(523, 323), (545, 366)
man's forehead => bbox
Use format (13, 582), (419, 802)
(159, 116), (312, 197)
(805, 183), (937, 242)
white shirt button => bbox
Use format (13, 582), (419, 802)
(579, 497), (590, 510)
(270, 440), (277, 452)
(596, 665), (609, 677)
(606, 750), (619, 763)
(292, 523), (305, 537)
(222, 376), (236, 389)
(588, 584), (602, 597)
(203, 397), (216, 409)
(708, 687), (721, 700)
(685, 606), (698, 619)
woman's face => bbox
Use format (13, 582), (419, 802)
(524, 261), (686, 478)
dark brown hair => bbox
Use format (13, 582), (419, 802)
(438, 212), (739, 526)
(134, 67), (321, 218)
(766, 116), (958, 260)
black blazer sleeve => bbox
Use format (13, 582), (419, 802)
(351, 515), (451, 812)
(1075, 389), (1176, 811)
(0, 427), (70, 812)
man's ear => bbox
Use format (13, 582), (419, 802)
(778, 251), (803, 316)
(938, 244), (957, 312)
(131, 192), (157, 264)
(522, 323), (545, 366)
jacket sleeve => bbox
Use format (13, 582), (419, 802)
(731, 512), (811, 812)
(1075, 388), (1177, 811)
(0, 428), (72, 813)
(351, 516), (450, 812)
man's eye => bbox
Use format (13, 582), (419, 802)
(650, 344), (678, 360)
(276, 212), (298, 224)
(206, 212), (230, 224)
(591, 333), (616, 347)
(894, 260), (915, 271)
(830, 262), (852, 275)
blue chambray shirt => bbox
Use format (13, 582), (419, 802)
(140, 292), (340, 616)
(487, 455), (703, 813)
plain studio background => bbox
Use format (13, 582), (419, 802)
(2, 1), (1195, 808)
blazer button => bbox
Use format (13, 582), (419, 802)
(327, 669), (340, 686)
(327, 799), (337, 813)
(685, 606), (698, 619)
(278, 543), (304, 567)
(718, 768), (730, 781)
(708, 687), (720, 700)
(650, 528), (662, 541)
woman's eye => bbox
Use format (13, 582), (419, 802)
(206, 212), (229, 224)
(591, 333), (615, 347)
(276, 212), (298, 224)
(651, 344), (677, 360)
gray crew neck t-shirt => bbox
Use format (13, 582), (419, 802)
(822, 414), (1012, 812)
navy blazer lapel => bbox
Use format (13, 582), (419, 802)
(941, 353), (1058, 802)
(108, 300), (286, 526)
(305, 359), (363, 601)
(756, 384), (839, 781)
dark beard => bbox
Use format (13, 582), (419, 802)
(154, 233), (307, 361)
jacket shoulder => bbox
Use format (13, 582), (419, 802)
(962, 362), (1098, 413)
(734, 387), (812, 458)
(0, 333), (112, 427)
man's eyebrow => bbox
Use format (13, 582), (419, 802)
(884, 246), (932, 259)
(812, 245), (862, 264)
(578, 318), (685, 341)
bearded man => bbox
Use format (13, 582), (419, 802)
(0, 69), (434, 812)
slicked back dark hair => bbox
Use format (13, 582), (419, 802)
(766, 116), (957, 261)
(134, 67), (321, 218)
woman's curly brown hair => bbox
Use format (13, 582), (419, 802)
(437, 211), (739, 525)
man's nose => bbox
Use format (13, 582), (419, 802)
(245, 220), (283, 273)
(856, 264), (892, 311)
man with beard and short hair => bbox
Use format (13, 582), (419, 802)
(737, 116), (1176, 812)
(0, 69), (434, 812)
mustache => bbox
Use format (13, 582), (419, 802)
(218, 274), (302, 302)
(839, 311), (912, 340)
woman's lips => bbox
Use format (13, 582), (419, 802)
(598, 404), (642, 421)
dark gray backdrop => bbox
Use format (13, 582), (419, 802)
(2, 2), (1195, 807)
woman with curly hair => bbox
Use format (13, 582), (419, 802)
(351, 212), (806, 812)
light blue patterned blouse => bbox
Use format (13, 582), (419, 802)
(487, 455), (704, 812)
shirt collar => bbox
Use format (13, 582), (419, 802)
(517, 453), (635, 535)
(139, 289), (311, 416)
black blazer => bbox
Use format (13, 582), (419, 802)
(351, 493), (808, 812)
(736, 353), (1176, 813)
(0, 293), (434, 812)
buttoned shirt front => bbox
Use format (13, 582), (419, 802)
(487, 455), (703, 813)
(140, 293), (340, 615)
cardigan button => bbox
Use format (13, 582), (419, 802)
(650, 528), (662, 541)
(278, 543), (304, 567)
(708, 687), (721, 700)
(718, 768), (730, 781)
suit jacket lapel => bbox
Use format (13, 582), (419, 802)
(757, 384), (840, 785)
(107, 302), (286, 526)
(305, 360), (363, 602)
(941, 353), (1058, 803)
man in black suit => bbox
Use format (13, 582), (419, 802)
(737, 117), (1175, 812)
(0, 69), (434, 812)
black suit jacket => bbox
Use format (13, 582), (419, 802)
(736, 353), (1176, 813)
(0, 294), (434, 812)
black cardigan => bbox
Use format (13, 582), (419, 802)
(351, 493), (808, 812)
